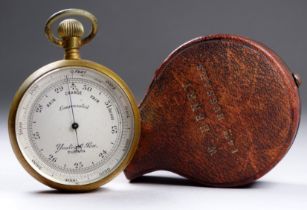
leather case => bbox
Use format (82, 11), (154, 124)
(124, 34), (301, 187)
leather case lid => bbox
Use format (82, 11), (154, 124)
(125, 34), (301, 187)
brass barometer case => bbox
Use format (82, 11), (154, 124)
(8, 9), (140, 191)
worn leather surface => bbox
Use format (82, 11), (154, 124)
(124, 34), (301, 187)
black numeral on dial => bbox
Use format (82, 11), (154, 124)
(111, 126), (118, 134)
(54, 86), (63, 93)
(32, 131), (40, 140)
(74, 162), (84, 169)
(82, 84), (92, 92)
(48, 154), (57, 163)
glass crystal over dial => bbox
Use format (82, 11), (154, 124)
(15, 66), (135, 185)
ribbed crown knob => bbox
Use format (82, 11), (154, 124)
(57, 19), (84, 38)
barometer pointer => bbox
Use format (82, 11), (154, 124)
(65, 75), (81, 151)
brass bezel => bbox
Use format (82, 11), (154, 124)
(8, 59), (140, 192)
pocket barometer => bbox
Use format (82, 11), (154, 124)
(8, 9), (140, 191)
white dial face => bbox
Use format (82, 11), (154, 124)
(15, 66), (135, 185)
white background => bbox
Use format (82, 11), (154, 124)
(0, 1), (306, 209)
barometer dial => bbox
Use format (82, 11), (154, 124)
(15, 66), (136, 186)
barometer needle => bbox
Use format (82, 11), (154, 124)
(66, 75), (80, 147)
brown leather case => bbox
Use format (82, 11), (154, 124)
(124, 34), (301, 187)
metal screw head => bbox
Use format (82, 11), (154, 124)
(292, 73), (302, 87)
